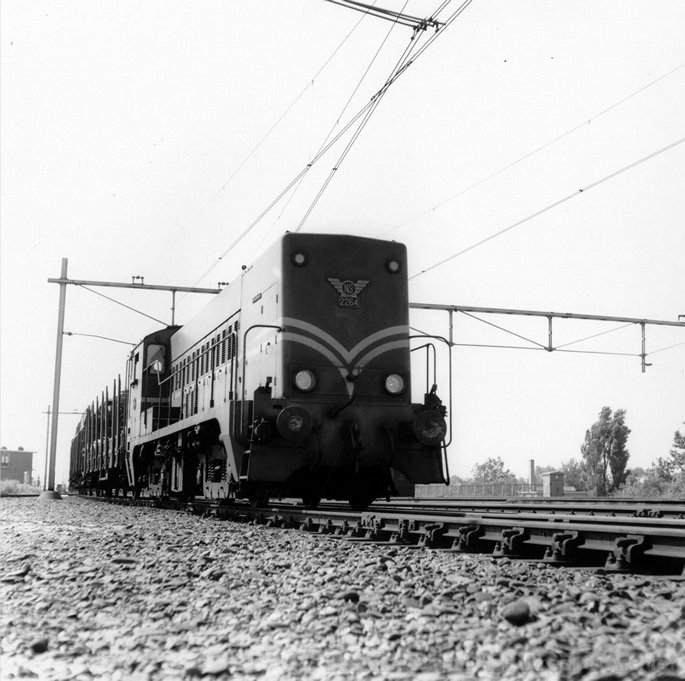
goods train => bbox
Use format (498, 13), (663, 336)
(69, 233), (449, 509)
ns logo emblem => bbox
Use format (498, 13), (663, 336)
(327, 278), (369, 308)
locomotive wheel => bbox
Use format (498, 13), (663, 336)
(348, 491), (375, 512)
(301, 492), (321, 510)
(248, 486), (270, 508)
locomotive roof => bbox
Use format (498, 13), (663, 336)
(170, 281), (242, 361)
(168, 236), (284, 360)
(169, 233), (403, 361)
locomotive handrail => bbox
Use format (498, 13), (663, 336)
(441, 442), (451, 486)
(410, 342), (437, 395)
(408, 333), (453, 450)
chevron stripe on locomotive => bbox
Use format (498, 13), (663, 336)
(69, 233), (449, 509)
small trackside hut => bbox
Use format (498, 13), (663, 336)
(73, 233), (450, 509)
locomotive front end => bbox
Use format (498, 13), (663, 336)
(242, 233), (448, 508)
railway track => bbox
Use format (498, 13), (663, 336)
(402, 496), (685, 518)
(84, 494), (685, 575)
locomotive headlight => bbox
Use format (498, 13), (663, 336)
(291, 251), (307, 267)
(384, 373), (405, 395)
(386, 259), (401, 274)
(294, 369), (316, 392)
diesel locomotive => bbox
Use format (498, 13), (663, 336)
(70, 233), (449, 509)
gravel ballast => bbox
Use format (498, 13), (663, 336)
(1, 496), (684, 680)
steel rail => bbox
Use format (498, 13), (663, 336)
(373, 498), (685, 519)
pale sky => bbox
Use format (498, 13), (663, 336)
(1, 1), (684, 486)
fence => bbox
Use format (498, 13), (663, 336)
(416, 483), (542, 498)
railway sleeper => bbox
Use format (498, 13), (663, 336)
(388, 519), (412, 545)
(449, 523), (483, 552)
(332, 520), (352, 537)
(342, 516), (386, 542)
(318, 519), (336, 535)
(543, 530), (584, 564)
(417, 523), (448, 549)
(604, 534), (649, 571)
(340, 520), (366, 538)
(493, 527), (528, 558)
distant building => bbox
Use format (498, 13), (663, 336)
(542, 471), (564, 497)
(0, 447), (35, 484)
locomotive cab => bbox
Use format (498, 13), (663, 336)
(125, 326), (180, 495)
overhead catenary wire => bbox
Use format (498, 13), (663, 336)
(648, 340), (685, 356)
(256, 0), (409, 251)
(409, 136), (685, 281)
(380, 62), (685, 236)
(382, 61), (685, 237)
(294, 0), (472, 231)
(554, 323), (635, 350)
(188, 7), (375, 289)
(195, 12), (370, 217)
(316, 1), (412, 166)
(323, 0), (444, 29)
(447, 343), (640, 359)
(409, 322), (644, 359)
(78, 285), (167, 326)
(194, 0), (473, 286)
(410, 324), (684, 361)
(295, 1), (420, 231)
(459, 310), (548, 350)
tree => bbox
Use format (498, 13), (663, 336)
(580, 407), (631, 495)
(674, 427), (685, 463)
(559, 458), (590, 491)
(671, 427), (685, 479)
(648, 424), (685, 484)
(534, 464), (556, 485)
(471, 457), (517, 485)
(611, 425), (685, 498)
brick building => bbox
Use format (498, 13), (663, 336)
(0, 447), (35, 484)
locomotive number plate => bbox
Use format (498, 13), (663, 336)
(327, 277), (369, 308)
